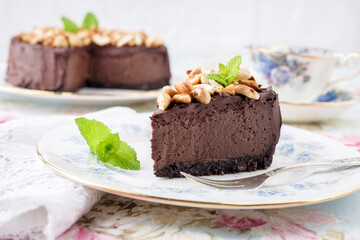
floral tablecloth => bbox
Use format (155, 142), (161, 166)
(1, 94), (360, 240)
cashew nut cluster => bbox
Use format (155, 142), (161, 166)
(157, 67), (261, 111)
(18, 27), (164, 48)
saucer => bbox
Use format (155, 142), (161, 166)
(280, 90), (359, 123)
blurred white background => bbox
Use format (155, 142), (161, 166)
(1, 0), (360, 72)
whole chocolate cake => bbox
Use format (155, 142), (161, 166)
(151, 56), (282, 178)
(6, 25), (170, 92)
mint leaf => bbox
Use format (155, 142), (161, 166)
(218, 63), (228, 78)
(207, 73), (227, 86)
(226, 56), (242, 74)
(96, 133), (140, 170)
(61, 17), (80, 33)
(207, 73), (223, 81)
(75, 117), (111, 153)
(225, 56), (242, 85)
(82, 12), (98, 29)
(226, 75), (237, 86)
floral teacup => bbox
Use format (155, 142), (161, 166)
(246, 45), (360, 102)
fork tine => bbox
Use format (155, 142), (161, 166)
(181, 172), (247, 189)
(180, 172), (240, 185)
(180, 171), (262, 185)
(180, 172), (247, 188)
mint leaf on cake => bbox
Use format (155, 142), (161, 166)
(206, 73), (227, 86)
(207, 56), (242, 87)
(75, 118), (140, 170)
(62, 12), (98, 33)
(61, 17), (80, 33)
(82, 12), (98, 29)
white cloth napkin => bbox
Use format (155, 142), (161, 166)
(0, 107), (138, 240)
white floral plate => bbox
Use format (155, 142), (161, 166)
(37, 112), (360, 209)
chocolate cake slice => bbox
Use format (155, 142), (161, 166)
(151, 56), (282, 178)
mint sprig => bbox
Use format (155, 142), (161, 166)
(61, 12), (99, 33)
(206, 56), (242, 87)
(75, 117), (140, 170)
(82, 12), (98, 29)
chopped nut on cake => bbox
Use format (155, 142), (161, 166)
(156, 56), (262, 111)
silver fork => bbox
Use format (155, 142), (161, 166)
(180, 157), (360, 189)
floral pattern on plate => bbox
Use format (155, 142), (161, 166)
(315, 90), (353, 102)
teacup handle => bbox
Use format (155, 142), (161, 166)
(327, 52), (360, 87)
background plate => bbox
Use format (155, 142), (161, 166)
(0, 61), (159, 106)
(0, 84), (159, 106)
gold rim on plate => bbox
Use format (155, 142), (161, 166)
(37, 144), (360, 209)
